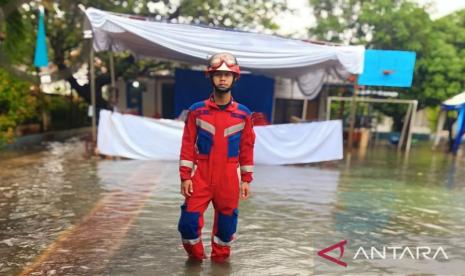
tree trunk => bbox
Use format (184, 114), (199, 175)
(58, 63), (110, 110)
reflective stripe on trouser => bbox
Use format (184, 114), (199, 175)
(178, 204), (205, 259)
(213, 235), (235, 247)
(182, 237), (201, 245)
(211, 208), (238, 260)
(213, 209), (238, 246)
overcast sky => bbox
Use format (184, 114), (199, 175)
(276, 0), (465, 37)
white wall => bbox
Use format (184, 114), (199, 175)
(142, 79), (156, 117)
(274, 77), (306, 99)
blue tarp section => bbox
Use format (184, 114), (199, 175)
(34, 10), (49, 67)
(174, 69), (274, 121)
(451, 107), (465, 153)
(441, 92), (465, 153)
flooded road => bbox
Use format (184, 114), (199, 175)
(1, 139), (464, 275)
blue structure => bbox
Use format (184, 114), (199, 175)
(442, 92), (465, 154)
(174, 68), (274, 121)
(358, 50), (416, 88)
(34, 8), (49, 68)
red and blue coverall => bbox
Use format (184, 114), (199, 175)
(178, 95), (255, 261)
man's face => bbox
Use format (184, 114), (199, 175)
(211, 71), (235, 92)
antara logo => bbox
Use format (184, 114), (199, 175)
(318, 240), (450, 267)
(317, 240), (348, 267)
(353, 246), (449, 260)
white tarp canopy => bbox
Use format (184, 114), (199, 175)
(85, 7), (365, 98)
(97, 110), (343, 164)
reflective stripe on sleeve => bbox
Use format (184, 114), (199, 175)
(240, 165), (254, 173)
(180, 159), (194, 169)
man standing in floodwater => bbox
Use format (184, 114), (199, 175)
(177, 52), (255, 262)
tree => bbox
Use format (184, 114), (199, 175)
(418, 10), (465, 107)
(309, 0), (465, 130)
(0, 0), (38, 82)
(0, 68), (39, 146)
(2, 0), (288, 110)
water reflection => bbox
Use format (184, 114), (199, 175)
(322, 146), (465, 274)
(0, 140), (464, 275)
(0, 139), (102, 275)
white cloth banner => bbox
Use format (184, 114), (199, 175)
(97, 110), (343, 164)
(85, 8), (364, 96)
(253, 120), (343, 165)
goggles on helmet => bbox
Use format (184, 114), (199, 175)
(206, 52), (241, 76)
(209, 53), (237, 67)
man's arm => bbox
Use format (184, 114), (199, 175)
(179, 110), (197, 181)
(239, 114), (255, 183)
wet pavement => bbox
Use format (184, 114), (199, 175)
(0, 138), (464, 275)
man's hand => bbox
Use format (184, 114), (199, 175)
(240, 182), (250, 200)
(181, 180), (193, 197)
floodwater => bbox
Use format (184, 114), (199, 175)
(0, 138), (464, 275)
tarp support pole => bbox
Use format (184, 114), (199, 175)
(326, 97), (332, 120)
(109, 50), (116, 110)
(271, 80), (276, 123)
(110, 50), (116, 90)
(398, 102), (412, 152)
(347, 76), (359, 154)
(405, 100), (418, 154)
(433, 110), (446, 149)
(302, 99), (308, 120)
(90, 43), (97, 144)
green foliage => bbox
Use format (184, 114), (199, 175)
(47, 95), (90, 130)
(0, 0), (289, 138)
(175, 0), (285, 31)
(6, 0), (287, 80)
(1, 10), (35, 65)
(418, 10), (465, 107)
(310, 0), (465, 130)
(310, 0), (365, 43)
(425, 106), (441, 132)
(0, 69), (39, 146)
